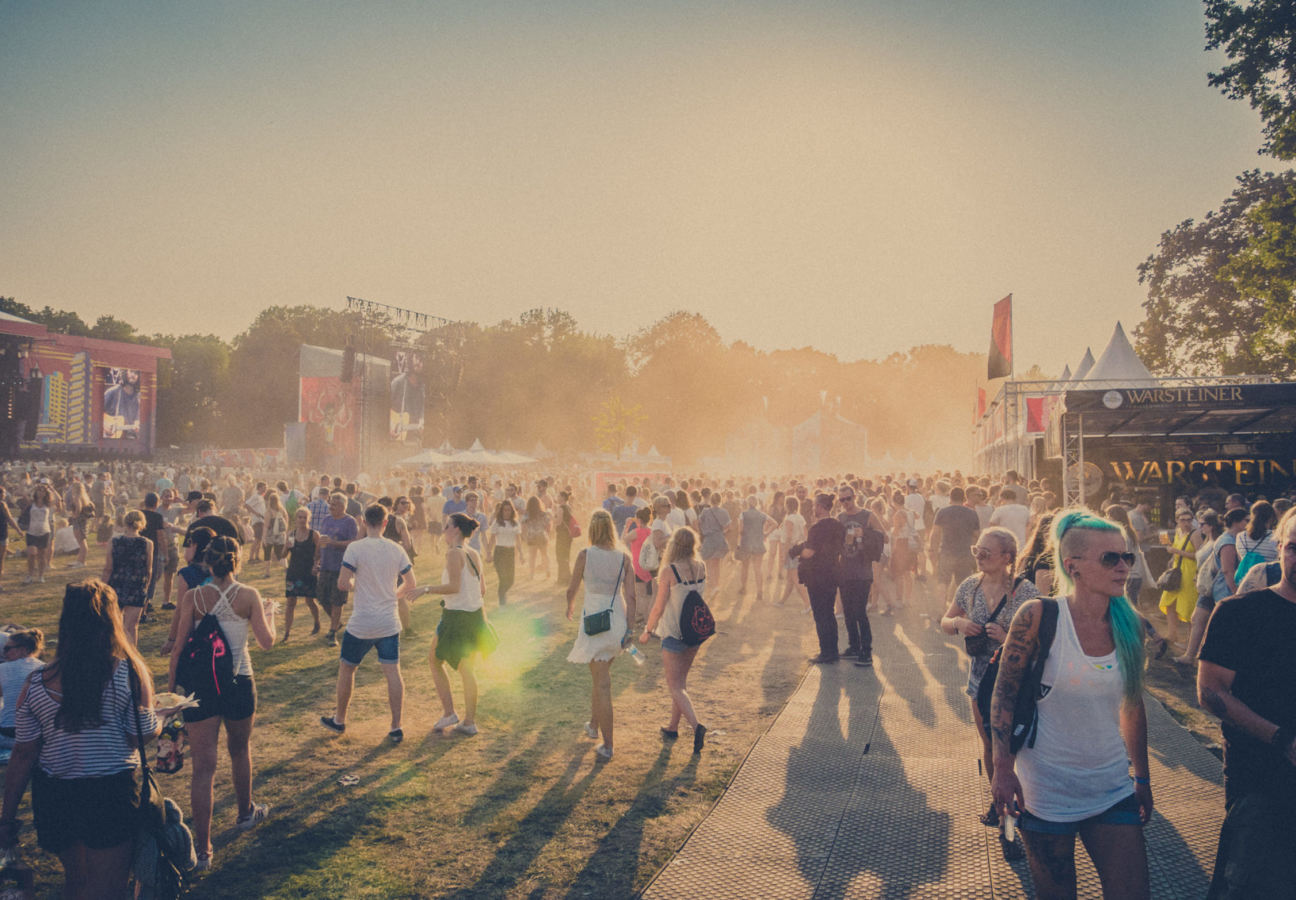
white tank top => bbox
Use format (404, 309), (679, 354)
(1016, 597), (1132, 822)
(441, 550), (484, 612)
(194, 581), (253, 678)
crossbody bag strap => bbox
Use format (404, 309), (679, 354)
(464, 551), (485, 596)
(986, 593), (1010, 625)
(125, 663), (153, 790)
(607, 557), (626, 611)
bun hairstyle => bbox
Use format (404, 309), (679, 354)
(205, 535), (241, 579)
(1051, 509), (1144, 700)
(448, 512), (480, 538)
(8, 628), (44, 657)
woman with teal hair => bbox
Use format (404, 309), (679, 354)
(990, 509), (1152, 900)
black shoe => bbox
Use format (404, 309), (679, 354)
(808, 653), (839, 664)
(161, 602), (176, 610)
(660, 727), (679, 741)
(1000, 833), (1024, 861)
(325, 631), (338, 648)
(979, 802), (999, 827)
(845, 645), (860, 658)
(320, 716), (345, 734)
(854, 652), (873, 668)
(388, 729), (404, 744)
(693, 723), (707, 753)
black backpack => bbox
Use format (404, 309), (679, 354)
(974, 598), (1058, 754)
(673, 564), (715, 646)
(175, 586), (237, 700)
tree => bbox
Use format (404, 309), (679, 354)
(152, 334), (231, 445)
(0, 297), (91, 335)
(89, 315), (138, 342)
(1135, 170), (1296, 375)
(592, 396), (646, 460)
(1219, 177), (1296, 374)
(1206, 0), (1296, 159)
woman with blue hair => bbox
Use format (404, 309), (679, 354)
(990, 509), (1152, 900)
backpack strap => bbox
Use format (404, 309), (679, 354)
(1022, 598), (1060, 751)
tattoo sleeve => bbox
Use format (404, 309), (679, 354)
(990, 602), (1039, 763)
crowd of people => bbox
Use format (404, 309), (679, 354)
(0, 458), (1290, 897)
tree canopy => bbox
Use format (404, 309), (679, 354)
(1206, 0), (1296, 159)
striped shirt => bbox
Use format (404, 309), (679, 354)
(15, 659), (157, 778)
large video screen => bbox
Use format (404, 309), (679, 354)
(102, 367), (141, 440)
(389, 349), (425, 442)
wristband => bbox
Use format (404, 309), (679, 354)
(1132, 775), (1150, 785)
(1271, 724), (1294, 752)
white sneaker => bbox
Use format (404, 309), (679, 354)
(433, 713), (459, 730)
(193, 852), (212, 871)
(583, 721), (598, 739)
(454, 722), (478, 736)
(593, 744), (613, 761)
(236, 803), (269, 831)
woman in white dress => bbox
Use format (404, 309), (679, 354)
(565, 509), (636, 761)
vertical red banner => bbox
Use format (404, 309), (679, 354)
(988, 294), (1012, 379)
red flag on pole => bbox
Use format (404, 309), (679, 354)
(988, 294), (1012, 379)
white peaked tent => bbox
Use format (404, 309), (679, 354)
(1071, 347), (1096, 383)
(1083, 322), (1157, 385)
(1057, 364), (1073, 383)
(398, 448), (456, 466)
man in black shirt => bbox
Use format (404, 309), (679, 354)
(837, 486), (885, 667)
(1197, 510), (1296, 899)
(185, 497), (240, 545)
(930, 486), (982, 609)
(140, 492), (167, 603)
(797, 493), (846, 664)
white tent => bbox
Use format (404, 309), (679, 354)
(398, 448), (455, 466)
(1083, 322), (1157, 384)
(1071, 347), (1096, 382)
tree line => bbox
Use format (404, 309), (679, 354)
(0, 297), (985, 465)
(1135, 1), (1296, 379)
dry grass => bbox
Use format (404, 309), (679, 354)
(0, 541), (817, 898)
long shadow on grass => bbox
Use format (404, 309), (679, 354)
(565, 746), (699, 898)
(441, 754), (602, 900)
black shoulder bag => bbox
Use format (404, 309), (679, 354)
(964, 588), (1009, 658)
(583, 557), (626, 636)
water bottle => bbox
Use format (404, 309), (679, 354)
(625, 644), (645, 666)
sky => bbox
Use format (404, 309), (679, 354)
(0, 0), (1277, 377)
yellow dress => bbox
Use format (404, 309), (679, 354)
(1158, 531), (1197, 623)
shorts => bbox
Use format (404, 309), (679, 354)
(253, 522), (264, 540)
(31, 768), (138, 855)
(286, 573), (318, 599)
(340, 631), (400, 666)
(938, 555), (976, 584)
(1196, 592), (1217, 613)
(182, 674), (257, 724)
(24, 533), (49, 550)
(164, 540), (180, 573)
(785, 556), (800, 572)
(316, 569), (348, 610)
(428, 520), (444, 535)
(1019, 793), (1141, 836)
(662, 635), (689, 653)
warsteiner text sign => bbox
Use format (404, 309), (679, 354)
(1107, 457), (1294, 486)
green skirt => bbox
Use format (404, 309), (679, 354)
(435, 607), (495, 670)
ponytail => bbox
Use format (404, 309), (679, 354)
(1052, 507), (1145, 701)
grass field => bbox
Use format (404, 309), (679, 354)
(0, 539), (817, 898)
(0, 542), (1218, 898)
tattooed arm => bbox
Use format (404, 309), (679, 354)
(989, 598), (1041, 819)
(1198, 660), (1296, 764)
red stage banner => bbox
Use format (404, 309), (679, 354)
(987, 295), (1012, 379)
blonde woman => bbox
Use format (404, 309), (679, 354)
(640, 527), (708, 752)
(565, 510), (635, 761)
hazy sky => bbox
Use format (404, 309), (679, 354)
(0, 1), (1274, 376)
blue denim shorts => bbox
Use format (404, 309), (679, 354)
(661, 635), (688, 653)
(340, 631), (400, 666)
(1019, 793), (1141, 836)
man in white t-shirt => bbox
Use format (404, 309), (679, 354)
(989, 486), (1031, 546)
(322, 504), (416, 743)
(244, 481), (267, 562)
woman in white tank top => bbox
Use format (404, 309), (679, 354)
(990, 510), (1152, 900)
(168, 536), (276, 869)
(565, 510), (635, 761)
(640, 527), (708, 752)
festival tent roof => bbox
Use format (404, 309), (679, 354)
(1071, 347), (1096, 382)
(531, 440), (554, 459)
(1082, 322), (1156, 384)
(1057, 364), (1072, 383)
(397, 448), (455, 466)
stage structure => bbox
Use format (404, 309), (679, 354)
(974, 322), (1293, 524)
(0, 310), (170, 458)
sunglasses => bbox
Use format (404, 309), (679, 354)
(1095, 551), (1137, 568)
(970, 546), (998, 560)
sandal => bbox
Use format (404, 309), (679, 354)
(236, 803), (269, 831)
(979, 802), (999, 827)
